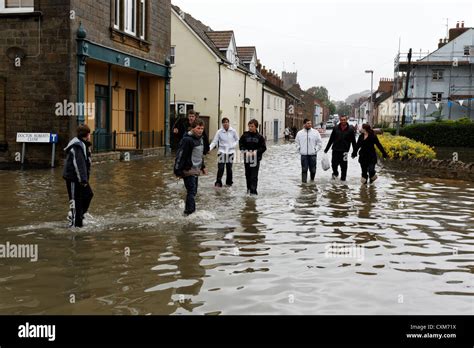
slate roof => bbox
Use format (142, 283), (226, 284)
(206, 31), (234, 50)
(237, 47), (256, 62)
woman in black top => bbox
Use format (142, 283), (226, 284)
(352, 124), (388, 184)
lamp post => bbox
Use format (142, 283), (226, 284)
(365, 70), (374, 125)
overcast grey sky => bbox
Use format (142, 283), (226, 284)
(172, 0), (474, 101)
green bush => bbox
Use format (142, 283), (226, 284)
(398, 118), (474, 148)
(381, 128), (396, 135)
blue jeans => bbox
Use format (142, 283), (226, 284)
(301, 155), (317, 182)
(183, 176), (199, 214)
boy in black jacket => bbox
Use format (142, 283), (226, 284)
(173, 110), (210, 155)
(174, 119), (208, 216)
(63, 125), (94, 228)
(239, 119), (267, 195)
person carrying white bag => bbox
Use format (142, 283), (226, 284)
(321, 152), (331, 172)
(295, 119), (323, 183)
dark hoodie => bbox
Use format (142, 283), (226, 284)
(176, 118), (210, 155)
(63, 137), (91, 183)
(239, 131), (267, 162)
(174, 131), (206, 177)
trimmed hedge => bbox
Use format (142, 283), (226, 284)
(382, 118), (474, 148)
(377, 134), (436, 160)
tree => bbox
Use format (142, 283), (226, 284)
(335, 101), (352, 116)
(306, 86), (336, 115)
(307, 86), (329, 102)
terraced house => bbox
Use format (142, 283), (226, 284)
(170, 5), (264, 144)
(0, 0), (171, 166)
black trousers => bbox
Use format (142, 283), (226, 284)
(244, 161), (260, 195)
(360, 161), (377, 179)
(332, 151), (348, 181)
(216, 153), (234, 186)
(183, 176), (199, 215)
(66, 180), (94, 227)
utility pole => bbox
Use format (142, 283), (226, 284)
(397, 48), (412, 135)
(365, 70), (374, 124)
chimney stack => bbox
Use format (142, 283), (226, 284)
(449, 21), (468, 42)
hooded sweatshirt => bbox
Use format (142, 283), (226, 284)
(63, 137), (91, 183)
(174, 131), (206, 177)
(239, 131), (267, 162)
(295, 128), (323, 156)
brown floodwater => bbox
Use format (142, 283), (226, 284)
(0, 136), (473, 315)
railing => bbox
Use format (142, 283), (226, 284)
(91, 130), (164, 153)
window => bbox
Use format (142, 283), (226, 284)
(114, 0), (147, 41)
(0, 0), (34, 13)
(125, 90), (136, 132)
(250, 60), (256, 74)
(139, 0), (146, 40)
(464, 46), (471, 56)
(170, 46), (176, 65)
(432, 70), (444, 81)
(227, 49), (238, 68)
(171, 102), (195, 117)
(431, 92), (442, 102)
(124, 0), (137, 35)
(114, 0), (120, 29)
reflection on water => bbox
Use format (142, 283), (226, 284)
(0, 138), (473, 315)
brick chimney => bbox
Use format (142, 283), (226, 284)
(449, 21), (469, 42)
(378, 78), (394, 94)
(438, 38), (448, 49)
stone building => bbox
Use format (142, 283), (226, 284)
(0, 0), (171, 166)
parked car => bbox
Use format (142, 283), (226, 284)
(325, 121), (334, 130)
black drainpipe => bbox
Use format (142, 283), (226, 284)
(243, 73), (247, 129)
(261, 79), (265, 134)
(218, 61), (223, 131)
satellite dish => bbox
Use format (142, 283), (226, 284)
(6, 47), (26, 60)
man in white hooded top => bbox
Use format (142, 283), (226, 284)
(209, 117), (240, 187)
(296, 119), (323, 183)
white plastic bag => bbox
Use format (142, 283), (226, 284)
(321, 153), (330, 171)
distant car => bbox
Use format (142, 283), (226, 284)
(348, 118), (357, 128)
(325, 122), (334, 130)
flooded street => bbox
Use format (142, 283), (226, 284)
(0, 135), (473, 315)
